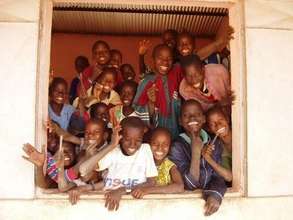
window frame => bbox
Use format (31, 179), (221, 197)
(35, 0), (246, 199)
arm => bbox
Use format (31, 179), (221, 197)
(202, 145), (232, 182)
(189, 135), (203, 182)
(138, 40), (151, 79)
(138, 166), (184, 195)
(79, 126), (122, 177)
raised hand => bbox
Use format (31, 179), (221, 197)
(147, 83), (158, 104)
(110, 125), (122, 147)
(138, 40), (151, 55)
(22, 143), (45, 167)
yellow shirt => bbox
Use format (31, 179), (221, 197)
(156, 158), (175, 186)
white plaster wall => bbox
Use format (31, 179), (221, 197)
(245, 0), (293, 197)
(1, 197), (293, 220)
(0, 0), (39, 198)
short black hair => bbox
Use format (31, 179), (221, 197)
(152, 44), (173, 59)
(75, 56), (89, 67)
(92, 40), (110, 53)
(180, 99), (204, 116)
(49, 77), (68, 96)
(120, 63), (134, 73)
(110, 49), (122, 58)
(121, 116), (145, 131)
(180, 54), (203, 71)
(119, 80), (138, 95)
(162, 29), (178, 38)
(90, 102), (109, 119)
(177, 31), (194, 42)
(86, 118), (107, 131)
(150, 127), (171, 141)
(206, 106), (230, 122)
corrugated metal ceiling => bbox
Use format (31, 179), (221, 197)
(52, 3), (228, 37)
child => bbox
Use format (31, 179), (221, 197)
(79, 117), (158, 211)
(131, 128), (184, 198)
(69, 56), (90, 104)
(73, 68), (121, 109)
(133, 44), (182, 138)
(77, 40), (111, 95)
(90, 102), (110, 125)
(109, 49), (122, 69)
(138, 30), (179, 77)
(49, 77), (76, 130)
(179, 55), (232, 112)
(120, 64), (136, 82)
(177, 26), (233, 61)
(169, 100), (227, 216)
(204, 106), (232, 182)
(109, 80), (142, 127)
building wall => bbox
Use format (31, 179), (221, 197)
(0, 0), (293, 219)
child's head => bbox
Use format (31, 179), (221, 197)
(152, 44), (173, 76)
(120, 64), (136, 81)
(75, 56), (89, 73)
(120, 117), (146, 156)
(150, 127), (171, 162)
(109, 49), (122, 69)
(180, 100), (205, 135)
(162, 29), (178, 49)
(92, 40), (111, 65)
(177, 32), (195, 57)
(94, 67), (118, 94)
(90, 103), (110, 124)
(85, 118), (108, 147)
(119, 80), (138, 107)
(49, 77), (68, 105)
(47, 131), (59, 154)
(206, 106), (230, 138)
(62, 141), (76, 167)
(181, 55), (204, 89)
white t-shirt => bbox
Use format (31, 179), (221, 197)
(97, 143), (158, 190)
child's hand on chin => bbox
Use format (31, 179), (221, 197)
(204, 196), (220, 216)
(104, 189), (122, 211)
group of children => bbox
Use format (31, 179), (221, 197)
(22, 24), (234, 216)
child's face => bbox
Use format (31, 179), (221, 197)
(120, 85), (135, 107)
(92, 105), (110, 124)
(162, 32), (176, 49)
(184, 64), (204, 89)
(63, 143), (76, 167)
(121, 65), (135, 81)
(85, 122), (106, 146)
(177, 35), (194, 57)
(154, 47), (173, 75)
(98, 72), (116, 93)
(109, 53), (122, 69)
(207, 112), (230, 138)
(93, 43), (110, 65)
(150, 131), (171, 162)
(121, 127), (144, 156)
(50, 83), (67, 105)
(47, 132), (58, 153)
(180, 103), (205, 135)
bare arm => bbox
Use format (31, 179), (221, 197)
(141, 166), (184, 194)
(189, 135), (203, 181)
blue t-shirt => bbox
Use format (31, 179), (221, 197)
(48, 104), (75, 130)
